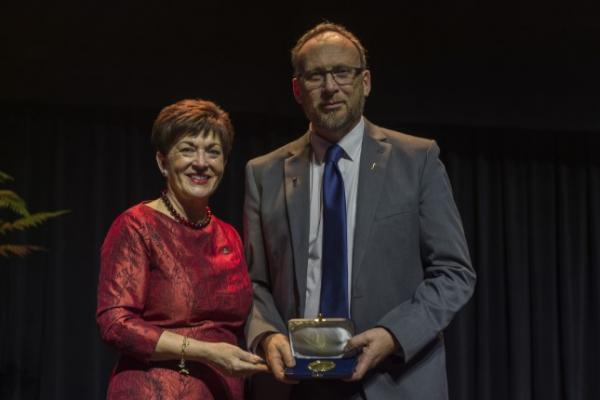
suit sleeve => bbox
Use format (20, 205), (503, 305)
(243, 161), (288, 351)
(377, 141), (476, 362)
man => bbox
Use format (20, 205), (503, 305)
(244, 22), (476, 399)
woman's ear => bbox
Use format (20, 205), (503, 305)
(156, 152), (167, 177)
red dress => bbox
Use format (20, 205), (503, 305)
(96, 203), (252, 400)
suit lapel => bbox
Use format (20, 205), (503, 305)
(352, 121), (391, 286)
(284, 133), (311, 315)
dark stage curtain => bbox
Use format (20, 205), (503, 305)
(1, 105), (598, 400)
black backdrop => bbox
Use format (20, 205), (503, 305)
(1, 2), (599, 400)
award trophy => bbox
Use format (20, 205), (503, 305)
(284, 314), (358, 379)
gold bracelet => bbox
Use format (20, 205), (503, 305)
(178, 336), (190, 375)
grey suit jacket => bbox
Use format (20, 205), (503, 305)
(243, 121), (476, 400)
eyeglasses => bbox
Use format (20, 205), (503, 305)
(297, 66), (364, 89)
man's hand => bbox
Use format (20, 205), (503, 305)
(260, 332), (298, 383)
(345, 327), (399, 381)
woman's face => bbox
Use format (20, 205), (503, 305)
(157, 131), (225, 205)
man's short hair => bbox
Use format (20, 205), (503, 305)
(291, 22), (368, 75)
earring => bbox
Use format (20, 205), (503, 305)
(161, 170), (167, 177)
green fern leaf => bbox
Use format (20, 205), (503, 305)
(0, 190), (30, 217)
(0, 244), (45, 258)
(0, 210), (69, 234)
(0, 171), (68, 259)
(0, 171), (14, 184)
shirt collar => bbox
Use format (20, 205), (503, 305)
(310, 117), (364, 164)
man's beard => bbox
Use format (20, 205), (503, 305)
(309, 94), (365, 135)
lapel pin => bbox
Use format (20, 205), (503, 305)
(370, 162), (376, 170)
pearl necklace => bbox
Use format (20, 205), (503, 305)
(160, 191), (212, 230)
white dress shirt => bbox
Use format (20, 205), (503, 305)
(304, 117), (364, 318)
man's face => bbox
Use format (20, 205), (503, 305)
(292, 32), (371, 141)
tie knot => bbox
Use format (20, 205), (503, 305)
(325, 144), (344, 164)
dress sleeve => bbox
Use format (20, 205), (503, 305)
(96, 212), (163, 362)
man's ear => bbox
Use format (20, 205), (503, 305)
(156, 152), (167, 177)
(362, 69), (372, 97)
(292, 78), (302, 104)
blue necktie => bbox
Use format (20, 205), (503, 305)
(320, 144), (349, 319)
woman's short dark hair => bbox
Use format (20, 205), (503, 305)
(151, 99), (234, 160)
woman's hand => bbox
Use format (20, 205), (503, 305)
(152, 330), (269, 377)
(202, 341), (270, 377)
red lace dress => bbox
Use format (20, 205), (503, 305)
(96, 203), (252, 400)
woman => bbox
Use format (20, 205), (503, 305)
(96, 99), (268, 399)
